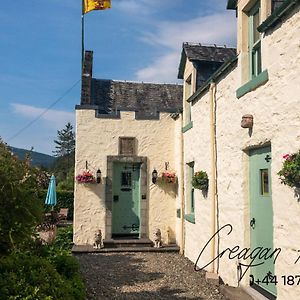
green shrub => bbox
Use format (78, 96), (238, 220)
(0, 253), (85, 300)
(278, 151), (300, 188)
(52, 226), (73, 251)
(0, 140), (43, 254)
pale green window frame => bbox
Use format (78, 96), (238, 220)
(186, 162), (194, 213)
(248, 1), (262, 79)
(184, 162), (195, 223)
(184, 75), (192, 126)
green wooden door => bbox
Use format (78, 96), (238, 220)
(112, 163), (140, 237)
(249, 146), (276, 297)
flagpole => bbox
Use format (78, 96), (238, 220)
(81, 0), (85, 72)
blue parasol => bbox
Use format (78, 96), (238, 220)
(45, 174), (57, 208)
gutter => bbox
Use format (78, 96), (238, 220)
(258, 0), (299, 33)
(209, 82), (217, 273)
(180, 112), (185, 255)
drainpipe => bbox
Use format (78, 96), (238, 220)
(180, 114), (185, 255)
(209, 82), (218, 273)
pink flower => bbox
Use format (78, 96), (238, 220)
(283, 154), (290, 160)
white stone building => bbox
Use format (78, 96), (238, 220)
(74, 50), (183, 246)
(176, 1), (300, 299)
(74, 0), (300, 299)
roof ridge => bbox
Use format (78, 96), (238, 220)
(183, 42), (236, 49)
(93, 78), (182, 86)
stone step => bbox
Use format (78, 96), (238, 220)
(103, 238), (153, 248)
(72, 244), (180, 253)
(220, 286), (256, 300)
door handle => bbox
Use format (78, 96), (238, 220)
(250, 218), (256, 229)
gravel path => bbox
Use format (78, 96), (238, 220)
(76, 252), (229, 300)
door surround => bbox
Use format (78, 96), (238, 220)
(105, 156), (148, 239)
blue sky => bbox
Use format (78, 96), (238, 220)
(0, 0), (236, 155)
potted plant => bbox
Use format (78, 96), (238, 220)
(76, 170), (96, 184)
(160, 171), (177, 184)
(278, 151), (300, 188)
(192, 171), (209, 190)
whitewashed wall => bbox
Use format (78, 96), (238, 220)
(181, 7), (300, 300)
(74, 111), (178, 245)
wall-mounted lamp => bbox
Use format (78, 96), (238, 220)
(96, 169), (102, 184)
(152, 169), (158, 184)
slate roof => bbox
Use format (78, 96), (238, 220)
(90, 79), (183, 118)
(178, 43), (236, 79)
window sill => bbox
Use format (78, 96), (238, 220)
(236, 70), (269, 99)
(184, 213), (195, 224)
(182, 121), (193, 133)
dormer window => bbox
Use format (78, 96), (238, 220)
(248, 1), (262, 78)
(185, 75), (193, 100)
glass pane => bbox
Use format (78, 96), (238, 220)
(260, 169), (269, 195)
(191, 189), (195, 213)
(253, 10), (260, 44)
(121, 172), (132, 187)
(257, 47), (262, 74)
(252, 46), (261, 77)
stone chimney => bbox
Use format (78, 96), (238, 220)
(81, 50), (93, 105)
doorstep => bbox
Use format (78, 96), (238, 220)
(72, 244), (180, 253)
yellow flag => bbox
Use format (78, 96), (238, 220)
(84, 0), (111, 14)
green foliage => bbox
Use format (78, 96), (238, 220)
(278, 151), (300, 188)
(0, 140), (43, 254)
(52, 123), (75, 189)
(53, 123), (75, 158)
(39, 190), (74, 219)
(0, 252), (85, 300)
(192, 171), (209, 190)
(52, 226), (73, 251)
(57, 167), (74, 191)
(51, 154), (75, 187)
(0, 227), (85, 300)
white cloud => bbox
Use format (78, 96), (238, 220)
(136, 52), (181, 83)
(136, 12), (236, 83)
(11, 103), (75, 128)
(114, 0), (179, 15)
(142, 13), (236, 50)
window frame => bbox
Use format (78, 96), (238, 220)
(184, 75), (192, 126)
(185, 162), (195, 221)
(248, 1), (262, 79)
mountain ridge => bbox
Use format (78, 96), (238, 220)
(9, 146), (56, 168)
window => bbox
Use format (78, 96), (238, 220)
(272, 0), (284, 12)
(186, 162), (195, 215)
(184, 75), (192, 126)
(260, 169), (269, 196)
(248, 1), (262, 78)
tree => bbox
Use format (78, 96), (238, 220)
(52, 123), (75, 188)
(53, 122), (75, 158)
(0, 139), (43, 254)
